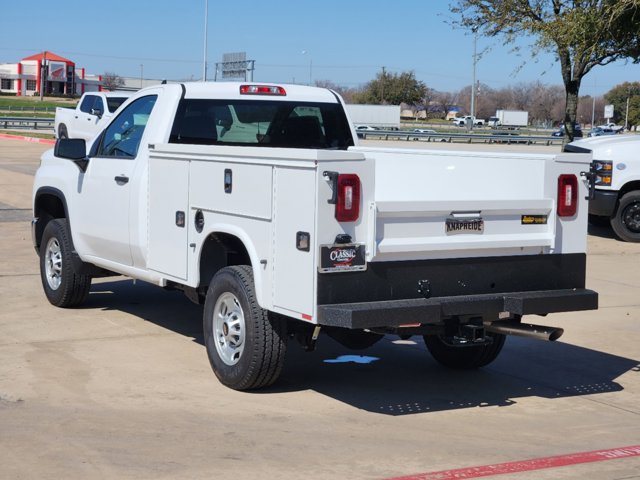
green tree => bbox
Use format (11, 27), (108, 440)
(353, 70), (428, 105)
(450, 0), (640, 141)
(604, 81), (640, 129)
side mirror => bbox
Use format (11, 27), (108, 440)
(55, 138), (89, 172)
(90, 108), (103, 119)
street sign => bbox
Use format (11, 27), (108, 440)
(604, 104), (614, 118)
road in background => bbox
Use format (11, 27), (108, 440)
(1, 138), (638, 480)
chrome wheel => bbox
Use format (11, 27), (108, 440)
(44, 237), (63, 290)
(212, 292), (245, 366)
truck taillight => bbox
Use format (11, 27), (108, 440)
(335, 174), (361, 222)
(557, 174), (578, 217)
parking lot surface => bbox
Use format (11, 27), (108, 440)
(1, 137), (638, 479)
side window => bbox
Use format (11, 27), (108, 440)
(95, 95), (157, 158)
(91, 96), (104, 115)
(79, 95), (96, 114)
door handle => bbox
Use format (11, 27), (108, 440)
(114, 175), (129, 185)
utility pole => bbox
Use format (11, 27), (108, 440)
(39, 51), (47, 102)
(470, 30), (477, 130)
(381, 66), (386, 104)
(203, 0), (208, 82)
(625, 87), (631, 130)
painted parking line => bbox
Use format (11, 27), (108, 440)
(389, 445), (640, 480)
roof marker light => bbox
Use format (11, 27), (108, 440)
(239, 85), (287, 96)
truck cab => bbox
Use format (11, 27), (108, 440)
(567, 135), (640, 242)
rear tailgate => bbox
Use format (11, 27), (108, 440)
(353, 147), (592, 261)
(317, 146), (597, 328)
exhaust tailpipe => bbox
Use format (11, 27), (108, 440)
(486, 320), (564, 342)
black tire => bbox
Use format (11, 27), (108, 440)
(39, 219), (91, 307)
(58, 124), (68, 139)
(423, 332), (506, 369)
(611, 191), (640, 242)
(203, 266), (287, 390)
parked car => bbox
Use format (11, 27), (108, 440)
(552, 124), (583, 138)
(597, 123), (624, 132)
(413, 128), (436, 134)
(589, 127), (618, 137)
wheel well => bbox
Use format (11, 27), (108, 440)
(618, 181), (640, 199)
(34, 192), (67, 250)
(199, 232), (251, 290)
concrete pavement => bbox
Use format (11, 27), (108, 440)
(0, 138), (638, 480)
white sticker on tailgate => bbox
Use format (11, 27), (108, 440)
(445, 217), (484, 235)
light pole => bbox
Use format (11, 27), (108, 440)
(203, 0), (208, 82)
(140, 64), (143, 89)
(625, 87), (631, 131)
(302, 50), (312, 86)
(470, 30), (477, 124)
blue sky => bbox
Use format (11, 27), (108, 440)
(1, 0), (638, 96)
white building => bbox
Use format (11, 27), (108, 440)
(0, 51), (102, 96)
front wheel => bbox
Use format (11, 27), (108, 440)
(611, 191), (640, 242)
(39, 219), (91, 307)
(424, 332), (506, 369)
(203, 266), (287, 390)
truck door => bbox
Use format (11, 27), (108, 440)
(72, 95), (158, 266)
(76, 94), (103, 141)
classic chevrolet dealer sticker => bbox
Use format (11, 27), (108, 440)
(319, 244), (366, 272)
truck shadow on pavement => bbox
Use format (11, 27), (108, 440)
(86, 279), (639, 416)
(587, 222), (617, 239)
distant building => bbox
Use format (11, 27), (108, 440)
(0, 51), (102, 96)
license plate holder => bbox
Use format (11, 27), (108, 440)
(319, 244), (366, 273)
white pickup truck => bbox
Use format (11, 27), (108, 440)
(452, 115), (484, 127)
(566, 135), (640, 242)
(55, 91), (131, 141)
(33, 82), (598, 390)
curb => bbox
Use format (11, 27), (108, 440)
(0, 133), (56, 145)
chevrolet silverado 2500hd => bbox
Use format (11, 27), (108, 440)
(567, 135), (640, 242)
(33, 82), (598, 390)
(55, 91), (131, 141)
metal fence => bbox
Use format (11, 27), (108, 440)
(0, 106), (56, 113)
(0, 117), (54, 130)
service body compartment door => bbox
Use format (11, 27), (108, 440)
(148, 157), (190, 279)
(272, 166), (317, 319)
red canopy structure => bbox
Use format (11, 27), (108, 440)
(22, 51), (75, 66)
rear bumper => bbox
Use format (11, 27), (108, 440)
(317, 288), (598, 329)
(588, 189), (618, 217)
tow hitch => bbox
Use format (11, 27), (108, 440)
(443, 317), (493, 346)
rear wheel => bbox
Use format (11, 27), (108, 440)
(203, 266), (287, 390)
(424, 332), (506, 369)
(611, 191), (640, 242)
(39, 219), (91, 307)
